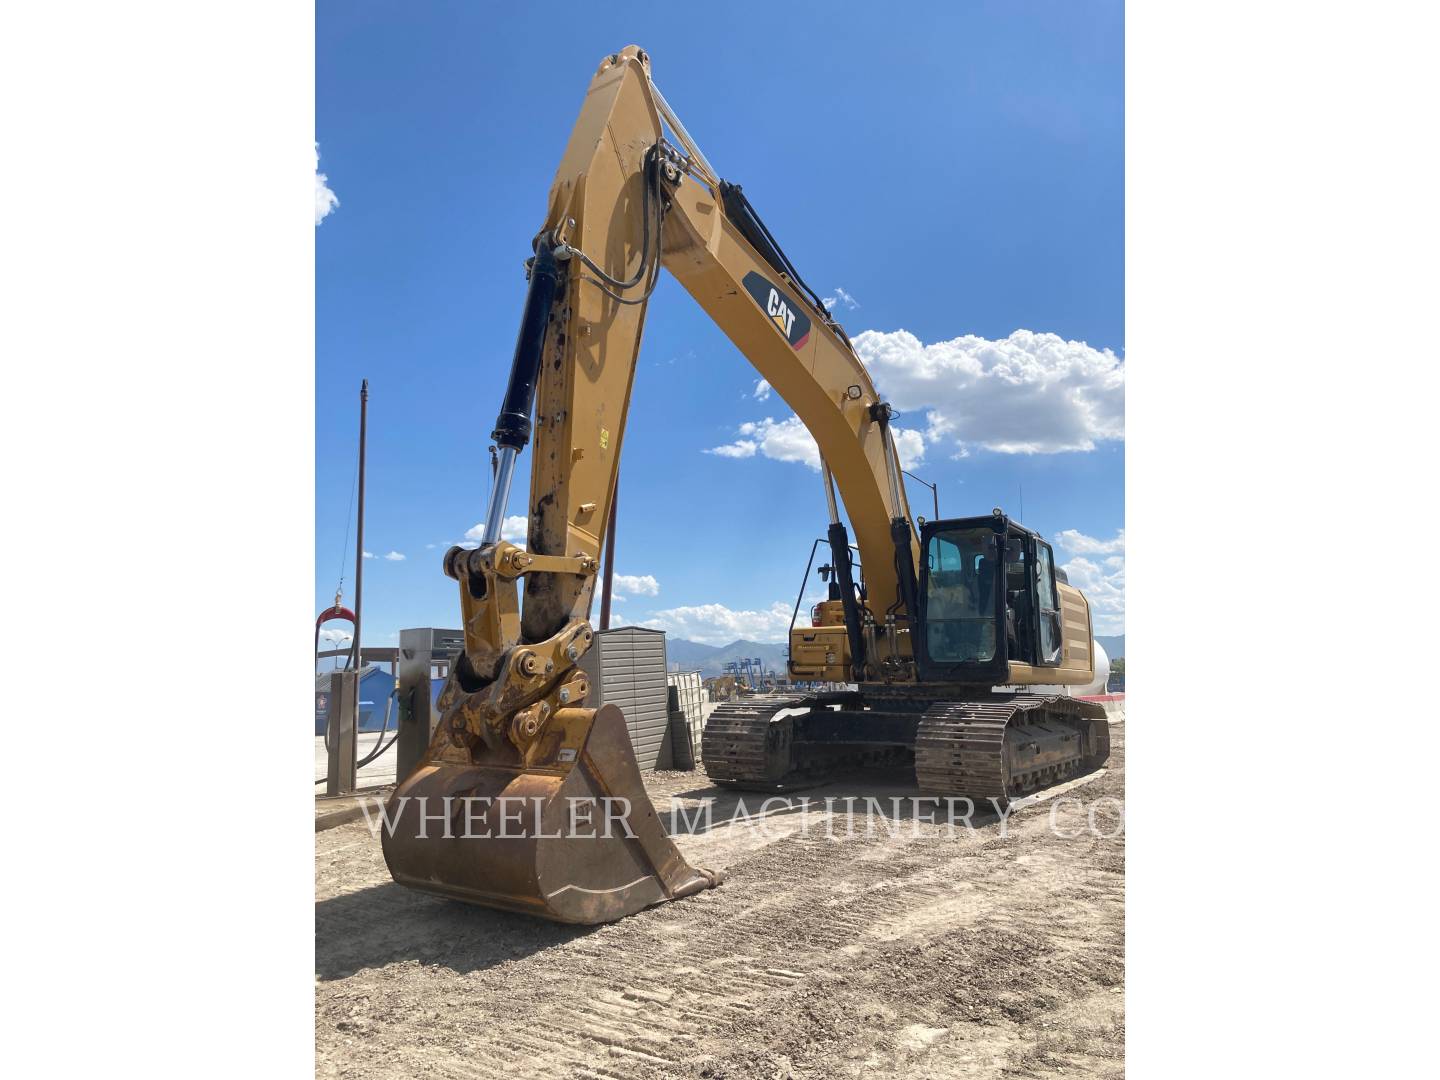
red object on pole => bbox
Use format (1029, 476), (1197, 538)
(314, 606), (357, 664)
(599, 483), (617, 631)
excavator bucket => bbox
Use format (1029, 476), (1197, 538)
(381, 703), (722, 924)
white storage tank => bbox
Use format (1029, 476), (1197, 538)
(996, 638), (1111, 697)
(1080, 639), (1110, 696)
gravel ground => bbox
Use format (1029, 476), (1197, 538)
(316, 722), (1125, 1078)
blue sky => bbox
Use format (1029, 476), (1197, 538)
(316, 0), (1124, 648)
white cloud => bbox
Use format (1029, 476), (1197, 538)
(851, 329), (1123, 454)
(383, 551), (406, 561)
(823, 286), (859, 311)
(362, 550), (375, 559)
(753, 378), (772, 401)
(612, 573), (660, 597)
(891, 428), (926, 470)
(317, 628), (352, 645)
(707, 415), (924, 472)
(707, 438), (757, 460)
(1055, 528), (1125, 556)
(643, 601), (794, 646)
(1061, 555), (1124, 636)
(1052, 529), (1125, 635)
(315, 143), (339, 225)
(707, 416), (818, 468)
(461, 515), (528, 548)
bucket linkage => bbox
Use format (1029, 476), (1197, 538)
(381, 541), (722, 924)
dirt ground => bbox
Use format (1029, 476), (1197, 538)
(316, 721), (1124, 1079)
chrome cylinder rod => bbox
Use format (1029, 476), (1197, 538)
(821, 458), (841, 525)
(881, 425), (905, 518)
(649, 78), (718, 186)
(482, 445), (519, 547)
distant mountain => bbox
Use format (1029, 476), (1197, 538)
(1095, 634), (1124, 660)
(664, 630), (1122, 674)
(664, 637), (723, 669)
(663, 637), (788, 678)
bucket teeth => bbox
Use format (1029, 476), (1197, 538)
(381, 703), (721, 924)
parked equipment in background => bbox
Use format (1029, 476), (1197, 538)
(705, 675), (743, 702)
(381, 47), (1108, 925)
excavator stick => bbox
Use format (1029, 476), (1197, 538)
(377, 49), (722, 923)
(382, 703), (721, 924)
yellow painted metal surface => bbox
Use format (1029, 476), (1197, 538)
(515, 46), (915, 648)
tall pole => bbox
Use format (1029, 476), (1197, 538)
(902, 469), (939, 521)
(351, 380), (368, 675)
(599, 482), (617, 631)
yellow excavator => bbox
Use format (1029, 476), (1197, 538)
(381, 47), (1109, 924)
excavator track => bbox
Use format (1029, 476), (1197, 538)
(701, 695), (811, 790)
(915, 694), (1110, 803)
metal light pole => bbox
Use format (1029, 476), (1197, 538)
(351, 379), (368, 676)
(902, 469), (939, 520)
(328, 379), (368, 796)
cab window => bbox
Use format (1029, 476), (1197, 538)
(923, 528), (997, 663)
(1005, 536), (1032, 664)
(1036, 541), (1062, 664)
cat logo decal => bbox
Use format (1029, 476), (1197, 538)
(742, 271), (812, 350)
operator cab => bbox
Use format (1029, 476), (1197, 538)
(915, 510), (1064, 683)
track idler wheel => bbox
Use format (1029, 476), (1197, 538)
(381, 704), (722, 924)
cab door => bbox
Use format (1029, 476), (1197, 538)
(1034, 539), (1063, 666)
(915, 519), (1008, 684)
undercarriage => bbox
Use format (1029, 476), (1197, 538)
(701, 687), (1111, 804)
